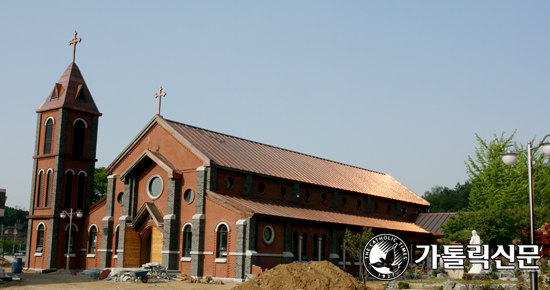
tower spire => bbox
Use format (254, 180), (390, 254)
(68, 31), (82, 63)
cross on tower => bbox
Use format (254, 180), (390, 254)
(154, 87), (167, 115)
(68, 31), (82, 63)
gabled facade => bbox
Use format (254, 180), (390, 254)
(26, 62), (433, 279)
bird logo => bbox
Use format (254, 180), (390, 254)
(363, 234), (409, 281)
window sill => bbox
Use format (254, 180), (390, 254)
(64, 254), (76, 258)
(87, 254), (96, 258)
(113, 255), (118, 259)
(215, 258), (227, 263)
(180, 257), (191, 262)
(34, 253), (43, 257)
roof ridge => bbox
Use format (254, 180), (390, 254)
(163, 117), (385, 175)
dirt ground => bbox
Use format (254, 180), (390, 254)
(0, 261), (385, 290)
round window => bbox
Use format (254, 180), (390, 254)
(321, 192), (327, 203)
(117, 192), (124, 204)
(184, 189), (194, 203)
(263, 226), (274, 243)
(304, 190), (310, 201)
(147, 175), (163, 198)
(280, 186), (287, 197)
(258, 182), (265, 194)
(341, 197), (347, 206)
(226, 176), (234, 189)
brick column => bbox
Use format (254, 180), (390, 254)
(162, 177), (182, 270)
(191, 166), (207, 277)
(99, 174), (117, 267)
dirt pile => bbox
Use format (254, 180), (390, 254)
(233, 261), (369, 290)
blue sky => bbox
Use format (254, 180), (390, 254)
(1, 1), (549, 209)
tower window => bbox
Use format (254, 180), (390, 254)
(36, 224), (45, 253)
(77, 172), (86, 209)
(72, 120), (86, 157)
(45, 170), (52, 207)
(36, 171), (43, 207)
(66, 224), (77, 254)
(44, 118), (54, 154)
(64, 171), (73, 208)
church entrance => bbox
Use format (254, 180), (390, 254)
(123, 224), (163, 267)
(140, 226), (163, 264)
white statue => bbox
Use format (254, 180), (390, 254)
(468, 230), (485, 274)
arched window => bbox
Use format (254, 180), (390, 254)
(182, 224), (192, 257)
(88, 226), (98, 254)
(321, 234), (327, 261)
(44, 118), (54, 154)
(45, 170), (52, 207)
(72, 120), (86, 157)
(313, 234), (318, 261)
(292, 232), (298, 261)
(77, 172), (86, 209)
(113, 225), (119, 256)
(301, 233), (308, 262)
(65, 224), (77, 254)
(36, 224), (45, 253)
(36, 171), (43, 207)
(216, 224), (228, 258)
(64, 171), (74, 208)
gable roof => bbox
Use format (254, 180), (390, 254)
(36, 62), (101, 116)
(415, 212), (460, 237)
(166, 118), (429, 206)
(208, 191), (429, 234)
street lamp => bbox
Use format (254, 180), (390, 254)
(60, 209), (82, 271)
(501, 134), (550, 290)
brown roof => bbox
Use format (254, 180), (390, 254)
(166, 118), (429, 206)
(415, 212), (460, 237)
(209, 191), (430, 234)
(36, 62), (101, 115)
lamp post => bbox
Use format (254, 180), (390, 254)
(501, 135), (550, 290)
(60, 209), (82, 271)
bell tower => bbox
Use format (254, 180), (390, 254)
(26, 31), (102, 270)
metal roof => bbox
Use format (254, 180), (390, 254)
(36, 63), (101, 115)
(414, 212), (460, 237)
(166, 118), (429, 206)
(210, 192), (430, 234)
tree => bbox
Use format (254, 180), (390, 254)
(441, 204), (550, 247)
(92, 167), (107, 203)
(466, 132), (550, 211)
(423, 181), (471, 213)
(343, 227), (374, 284)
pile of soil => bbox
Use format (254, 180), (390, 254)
(233, 261), (369, 290)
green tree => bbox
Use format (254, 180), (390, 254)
(441, 204), (550, 246)
(423, 181), (471, 213)
(343, 227), (374, 284)
(92, 167), (107, 203)
(466, 132), (550, 211)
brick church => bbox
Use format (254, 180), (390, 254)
(25, 34), (433, 280)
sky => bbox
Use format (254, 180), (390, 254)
(1, 1), (549, 209)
